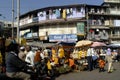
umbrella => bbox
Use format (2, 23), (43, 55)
(91, 42), (106, 47)
(75, 40), (93, 47)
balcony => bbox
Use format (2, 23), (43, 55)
(110, 34), (120, 39)
(89, 25), (110, 29)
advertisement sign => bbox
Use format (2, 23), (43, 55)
(49, 34), (77, 42)
(77, 22), (85, 35)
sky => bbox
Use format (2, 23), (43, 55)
(0, 0), (103, 21)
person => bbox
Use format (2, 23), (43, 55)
(25, 45), (35, 66)
(58, 45), (65, 65)
(34, 48), (42, 65)
(112, 50), (118, 62)
(18, 46), (26, 61)
(87, 47), (93, 71)
(5, 42), (31, 80)
(58, 45), (65, 59)
(117, 49), (120, 62)
(98, 56), (105, 72)
(43, 49), (49, 58)
(68, 54), (76, 71)
(105, 48), (114, 73)
(51, 47), (58, 65)
(92, 48), (98, 69)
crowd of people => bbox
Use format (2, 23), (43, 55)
(72, 46), (119, 73)
(0, 38), (74, 80)
(0, 38), (120, 80)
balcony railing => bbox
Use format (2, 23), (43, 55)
(110, 34), (120, 39)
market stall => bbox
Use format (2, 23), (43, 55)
(51, 42), (76, 74)
(72, 40), (93, 71)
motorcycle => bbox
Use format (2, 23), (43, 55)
(0, 63), (52, 80)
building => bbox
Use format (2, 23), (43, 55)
(86, 5), (110, 43)
(20, 4), (86, 44)
(102, 0), (120, 43)
(0, 20), (17, 38)
(19, 0), (120, 45)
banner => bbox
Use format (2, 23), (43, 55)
(77, 22), (85, 35)
(49, 34), (77, 42)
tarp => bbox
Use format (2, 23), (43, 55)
(27, 41), (56, 48)
(75, 40), (92, 47)
(107, 43), (120, 48)
(57, 41), (76, 46)
(91, 42), (106, 47)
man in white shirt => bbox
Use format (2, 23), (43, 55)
(87, 47), (93, 71)
(25, 46), (35, 66)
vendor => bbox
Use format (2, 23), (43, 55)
(52, 47), (58, 64)
(58, 45), (65, 58)
(58, 45), (65, 65)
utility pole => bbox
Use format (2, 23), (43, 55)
(17, 0), (20, 43)
(12, 0), (14, 38)
(86, 7), (90, 40)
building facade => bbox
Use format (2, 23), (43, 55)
(20, 4), (86, 43)
(19, 1), (120, 44)
(0, 20), (17, 38)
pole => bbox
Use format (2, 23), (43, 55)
(17, 0), (20, 43)
(12, 0), (14, 38)
(86, 7), (89, 40)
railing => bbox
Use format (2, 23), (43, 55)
(109, 34), (120, 39)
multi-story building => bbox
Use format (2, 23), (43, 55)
(102, 0), (120, 43)
(86, 5), (110, 43)
(20, 4), (86, 43)
(19, 0), (120, 45)
(0, 20), (17, 38)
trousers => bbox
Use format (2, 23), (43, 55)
(6, 72), (31, 80)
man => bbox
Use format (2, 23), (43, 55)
(106, 48), (114, 73)
(6, 42), (31, 80)
(25, 45), (35, 66)
(87, 47), (93, 71)
(18, 46), (26, 61)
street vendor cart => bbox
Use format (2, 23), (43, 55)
(72, 40), (93, 71)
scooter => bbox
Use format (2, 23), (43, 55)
(0, 67), (51, 80)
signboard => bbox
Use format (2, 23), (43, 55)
(77, 22), (85, 35)
(24, 33), (32, 38)
(49, 34), (77, 42)
(32, 17), (38, 22)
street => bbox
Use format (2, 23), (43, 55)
(55, 62), (120, 80)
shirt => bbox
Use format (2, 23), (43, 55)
(87, 48), (93, 56)
(25, 51), (35, 66)
(106, 48), (111, 56)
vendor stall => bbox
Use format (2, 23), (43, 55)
(51, 42), (76, 74)
(72, 40), (93, 71)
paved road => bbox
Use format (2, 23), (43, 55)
(55, 62), (120, 80)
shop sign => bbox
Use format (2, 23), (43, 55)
(49, 34), (77, 42)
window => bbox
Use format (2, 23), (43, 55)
(8, 24), (11, 27)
